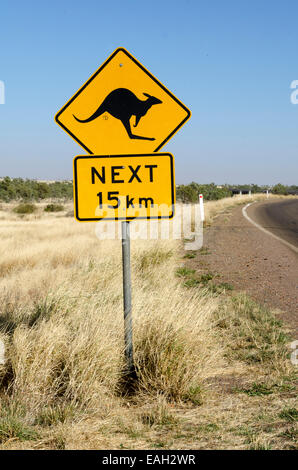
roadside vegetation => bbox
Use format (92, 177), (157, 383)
(177, 183), (232, 202)
(176, 182), (298, 203)
(13, 203), (37, 215)
(271, 183), (298, 196)
(44, 204), (64, 212)
(1, 177), (297, 205)
(0, 200), (296, 449)
(0, 177), (72, 202)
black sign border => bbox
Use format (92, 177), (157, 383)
(73, 153), (175, 221)
(55, 48), (191, 154)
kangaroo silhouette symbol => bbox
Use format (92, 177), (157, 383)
(73, 88), (162, 141)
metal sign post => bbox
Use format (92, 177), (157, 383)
(121, 221), (134, 374)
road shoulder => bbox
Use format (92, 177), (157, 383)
(189, 200), (298, 337)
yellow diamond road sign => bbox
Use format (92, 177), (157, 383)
(73, 153), (175, 221)
(55, 48), (190, 154)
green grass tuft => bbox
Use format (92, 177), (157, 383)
(0, 403), (39, 444)
(176, 267), (196, 278)
(183, 252), (196, 259)
(279, 407), (298, 422)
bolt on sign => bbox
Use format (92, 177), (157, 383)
(73, 153), (175, 221)
(55, 48), (191, 155)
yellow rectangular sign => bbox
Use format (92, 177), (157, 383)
(73, 154), (175, 221)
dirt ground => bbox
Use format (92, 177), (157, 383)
(194, 199), (298, 338)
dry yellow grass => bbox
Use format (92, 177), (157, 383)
(0, 204), (221, 442)
(0, 200), (296, 450)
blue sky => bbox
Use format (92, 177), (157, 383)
(0, 0), (297, 185)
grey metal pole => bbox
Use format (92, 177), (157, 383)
(121, 221), (135, 375)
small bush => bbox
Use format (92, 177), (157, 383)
(44, 204), (64, 212)
(13, 203), (37, 214)
(0, 403), (38, 444)
(0, 415), (38, 443)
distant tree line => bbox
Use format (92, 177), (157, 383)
(176, 182), (298, 203)
(271, 183), (298, 195)
(0, 177), (73, 202)
(1, 177), (296, 204)
(176, 183), (232, 202)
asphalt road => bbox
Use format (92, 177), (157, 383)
(248, 198), (298, 249)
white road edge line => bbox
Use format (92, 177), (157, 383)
(242, 202), (298, 254)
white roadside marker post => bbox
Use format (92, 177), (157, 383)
(199, 194), (205, 222)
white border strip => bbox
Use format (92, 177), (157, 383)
(242, 202), (298, 254)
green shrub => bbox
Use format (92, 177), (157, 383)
(272, 183), (288, 195)
(176, 182), (232, 202)
(0, 402), (39, 444)
(44, 204), (64, 212)
(0, 415), (38, 443)
(13, 203), (37, 214)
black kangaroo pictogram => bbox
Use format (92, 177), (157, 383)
(73, 88), (162, 140)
